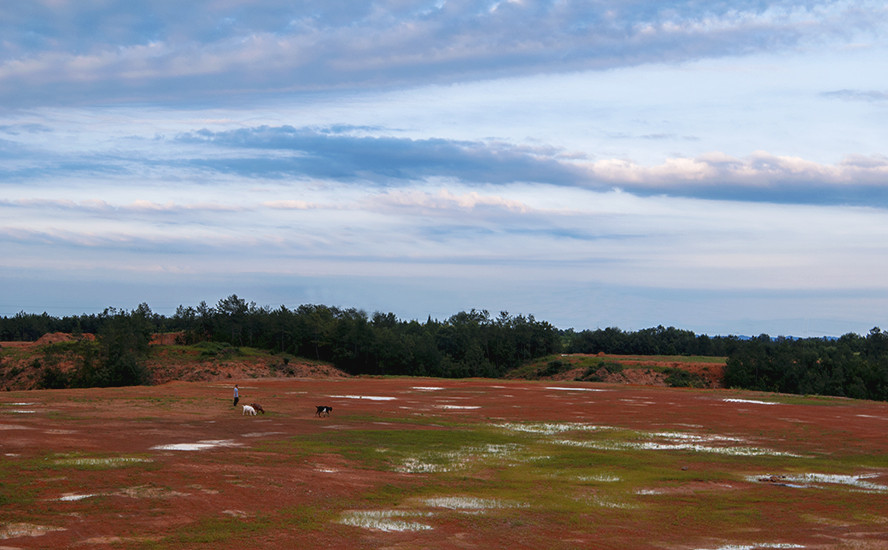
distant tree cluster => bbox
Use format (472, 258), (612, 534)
(565, 325), (888, 401)
(722, 330), (888, 401)
(4, 296), (888, 401)
(23, 306), (153, 389)
(563, 325), (742, 357)
(167, 296), (560, 378)
(1, 295), (560, 382)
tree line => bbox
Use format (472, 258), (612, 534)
(3, 295), (888, 401)
(0, 296), (561, 384)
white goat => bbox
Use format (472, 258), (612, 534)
(242, 404), (257, 416)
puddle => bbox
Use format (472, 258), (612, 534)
(53, 457), (152, 467)
(412, 386), (444, 391)
(696, 544), (804, 550)
(590, 497), (637, 509)
(494, 422), (616, 435)
(0, 424), (29, 430)
(423, 497), (527, 510)
(437, 405), (481, 410)
(241, 432), (286, 438)
(7, 410), (36, 414)
(397, 443), (524, 473)
(518, 428), (795, 458)
(552, 434), (802, 458)
(151, 439), (241, 451)
(578, 474), (621, 483)
(329, 395), (396, 401)
(723, 398), (780, 406)
(652, 432), (742, 443)
(546, 387), (606, 392)
(338, 510), (433, 532)
(58, 493), (98, 501)
(0, 522), (65, 539)
(749, 473), (888, 492)
(117, 486), (189, 499)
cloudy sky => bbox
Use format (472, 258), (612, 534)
(1, 0), (887, 336)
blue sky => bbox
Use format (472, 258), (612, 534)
(1, 0), (887, 336)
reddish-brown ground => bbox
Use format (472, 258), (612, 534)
(2, 376), (888, 549)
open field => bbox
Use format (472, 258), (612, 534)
(2, 377), (888, 549)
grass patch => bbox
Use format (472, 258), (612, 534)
(165, 515), (267, 545)
(141, 505), (334, 548)
(0, 476), (38, 507)
(663, 367), (706, 388)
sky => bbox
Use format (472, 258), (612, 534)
(1, 0), (887, 337)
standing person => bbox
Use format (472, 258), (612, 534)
(233, 384), (239, 407)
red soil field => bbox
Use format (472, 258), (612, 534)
(2, 376), (888, 549)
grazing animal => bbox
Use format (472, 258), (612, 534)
(315, 405), (332, 417)
(250, 403), (265, 414)
(242, 404), (257, 416)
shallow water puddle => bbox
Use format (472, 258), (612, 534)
(696, 544), (804, 549)
(397, 443), (525, 473)
(329, 395), (396, 401)
(241, 431), (286, 438)
(494, 422), (616, 435)
(423, 496), (528, 510)
(495, 422), (800, 457)
(53, 456), (152, 467)
(546, 387), (607, 392)
(0, 522), (65, 539)
(578, 473), (622, 482)
(590, 496), (637, 509)
(150, 439), (241, 451)
(723, 398), (781, 405)
(555, 438), (801, 457)
(436, 405), (481, 410)
(58, 493), (97, 501)
(338, 510), (433, 532)
(749, 472), (888, 492)
(412, 386), (444, 391)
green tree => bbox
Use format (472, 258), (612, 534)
(91, 305), (153, 387)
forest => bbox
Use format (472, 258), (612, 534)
(2, 294), (888, 401)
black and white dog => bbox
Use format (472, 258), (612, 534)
(315, 405), (332, 417)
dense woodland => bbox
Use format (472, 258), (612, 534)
(2, 294), (888, 401)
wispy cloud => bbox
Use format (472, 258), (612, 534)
(822, 88), (888, 102)
(0, 1), (882, 108)
(172, 125), (888, 206)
